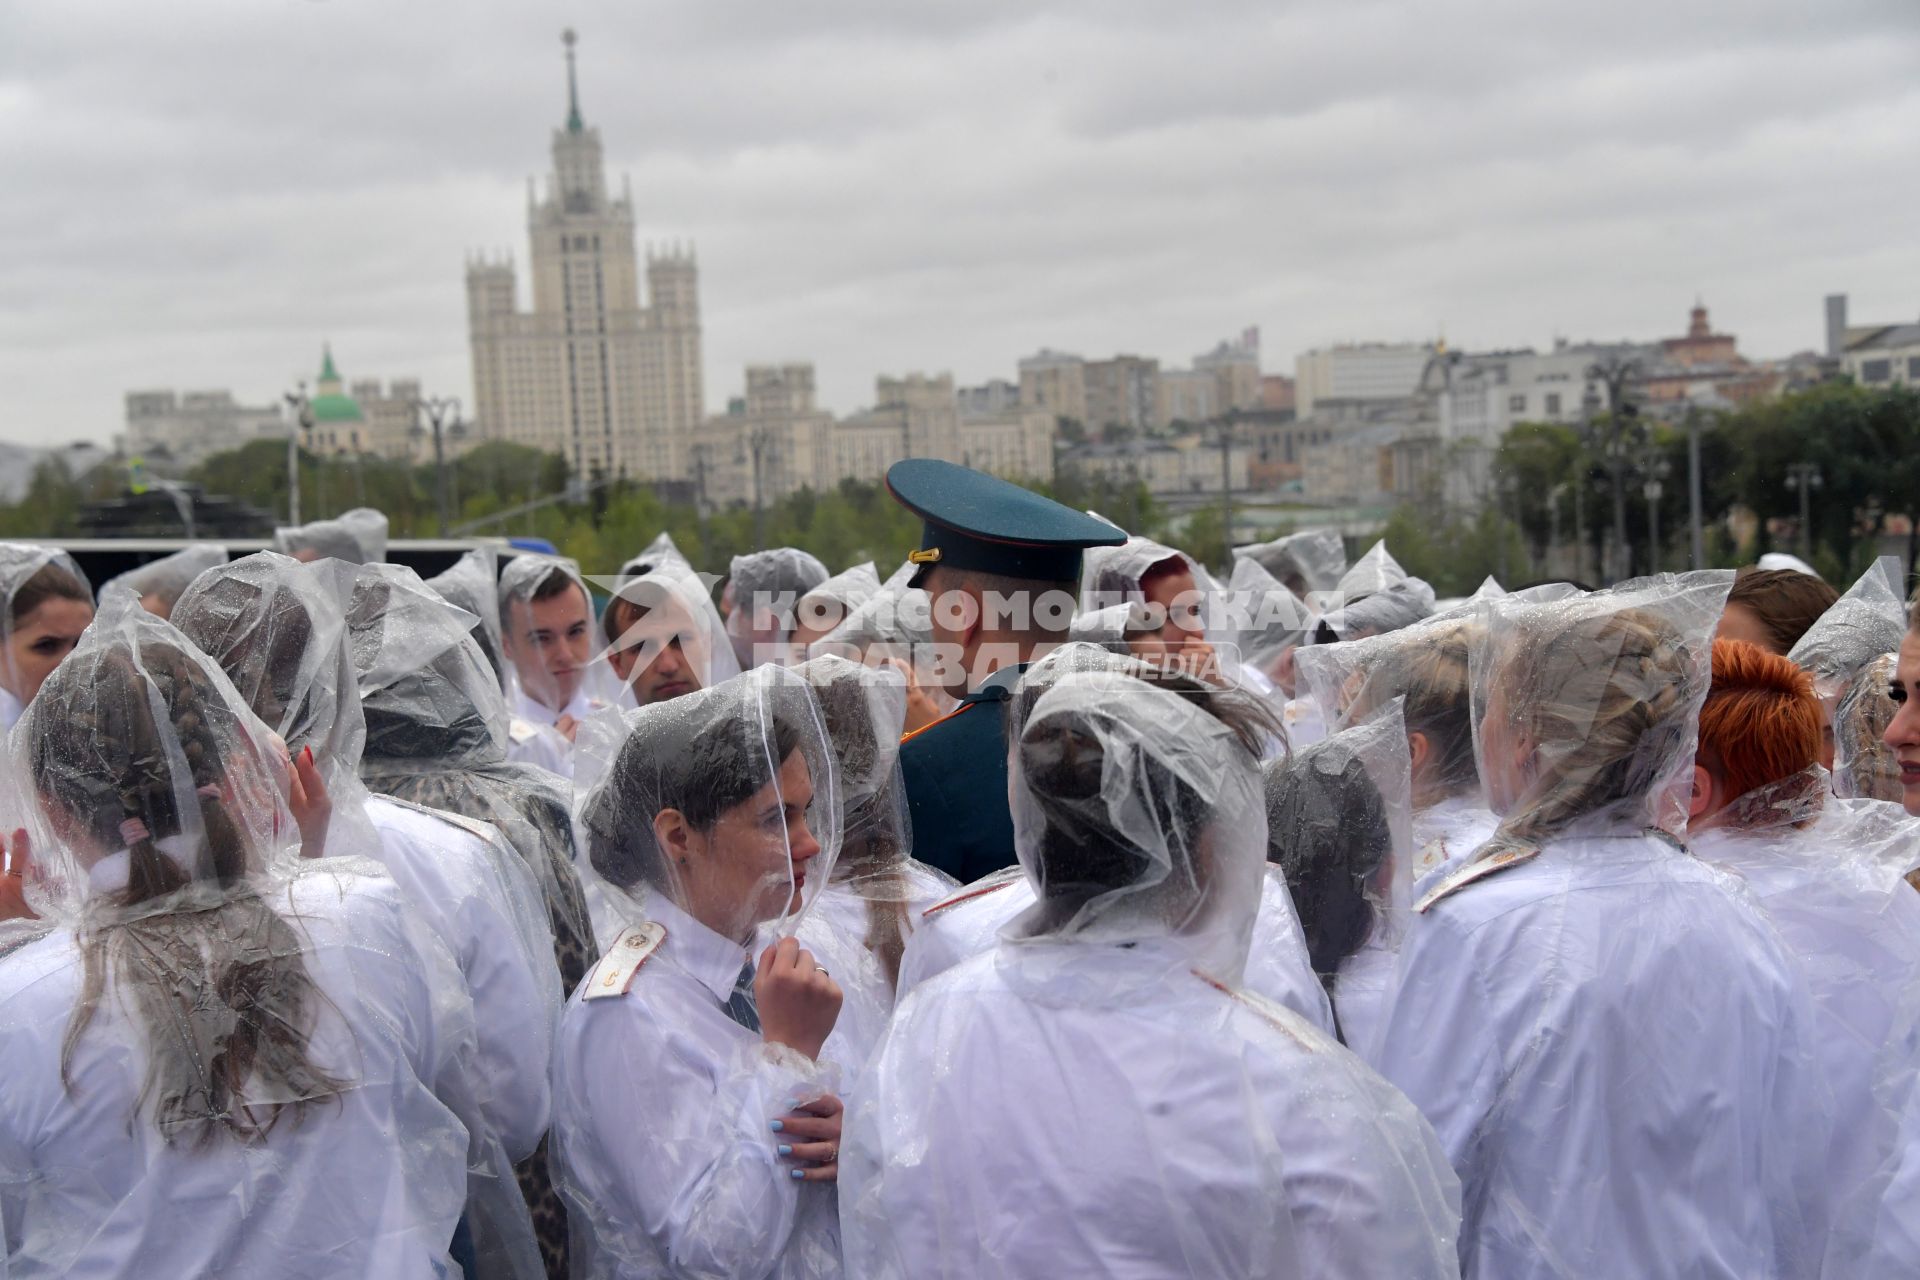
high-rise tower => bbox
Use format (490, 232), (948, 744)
(467, 30), (703, 481)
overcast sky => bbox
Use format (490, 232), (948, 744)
(3, 0), (1917, 449)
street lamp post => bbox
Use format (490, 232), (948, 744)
(1217, 413), (1236, 569)
(1642, 457), (1671, 575)
(1685, 406), (1708, 569)
(282, 382), (313, 525)
(410, 396), (465, 536)
(1583, 356), (1642, 583)
(1786, 462), (1823, 561)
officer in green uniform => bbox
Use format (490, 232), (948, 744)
(886, 459), (1126, 885)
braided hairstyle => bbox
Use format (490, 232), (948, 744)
(31, 638), (346, 1148)
(1482, 605), (1703, 854)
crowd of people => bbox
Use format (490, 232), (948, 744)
(0, 459), (1917, 1278)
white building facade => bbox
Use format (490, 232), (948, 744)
(1294, 342), (1434, 417)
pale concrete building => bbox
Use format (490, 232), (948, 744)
(1058, 435), (1250, 497)
(1845, 322), (1920, 389)
(1193, 331), (1263, 413)
(1082, 355), (1160, 433)
(957, 378), (1020, 418)
(1423, 348), (1592, 446)
(467, 31), (702, 483)
(703, 367), (1051, 506)
(123, 389), (284, 468)
(1157, 369), (1219, 426)
(958, 408), (1054, 480)
(1294, 342), (1433, 417)
(1018, 349), (1087, 426)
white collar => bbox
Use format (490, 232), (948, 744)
(86, 834), (201, 895)
(642, 890), (755, 1002)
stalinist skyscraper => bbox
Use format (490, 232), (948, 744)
(467, 30), (703, 482)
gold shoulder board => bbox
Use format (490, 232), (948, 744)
(1415, 846), (1541, 914)
(921, 869), (1021, 920)
(583, 922), (668, 1000)
(1192, 970), (1314, 1050)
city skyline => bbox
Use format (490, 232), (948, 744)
(3, 0), (1918, 450)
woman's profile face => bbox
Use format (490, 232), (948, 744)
(3, 597), (94, 706)
(683, 750), (822, 933)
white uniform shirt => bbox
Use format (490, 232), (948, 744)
(842, 938), (1462, 1279)
(363, 795), (558, 1159)
(505, 688), (603, 779)
(0, 864), (473, 1279)
(1281, 697), (1327, 749)
(1411, 794), (1499, 884)
(1691, 806), (1920, 1237)
(897, 866), (1336, 1036)
(787, 862), (955, 1095)
(1371, 831), (1827, 1280)
(552, 893), (842, 1280)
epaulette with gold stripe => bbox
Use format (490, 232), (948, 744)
(582, 922), (667, 1000)
(1415, 845), (1540, 914)
(920, 868), (1021, 920)
(1192, 971), (1314, 1050)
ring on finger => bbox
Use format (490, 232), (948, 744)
(822, 1145), (837, 1164)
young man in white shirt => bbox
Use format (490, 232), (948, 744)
(500, 554), (606, 777)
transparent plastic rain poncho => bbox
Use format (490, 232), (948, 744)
(1788, 556), (1905, 680)
(170, 552), (382, 861)
(785, 656), (954, 1079)
(840, 643), (1462, 1280)
(807, 559), (934, 666)
(102, 543), (226, 620)
(725, 548), (830, 669)
(497, 551), (625, 715)
(0, 543), (93, 729)
(1232, 527), (1347, 598)
(1688, 761), (1920, 1254)
(348, 563), (598, 986)
(1295, 613), (1496, 882)
(1315, 539), (1436, 642)
(1078, 533), (1251, 689)
(1369, 569), (1835, 1278)
(790, 561), (881, 654)
(0, 589), (478, 1277)
(1262, 699), (1414, 1054)
(555, 666), (846, 1280)
(619, 529), (695, 578)
(1835, 652), (1904, 802)
(272, 505), (388, 565)
(601, 560), (742, 706)
(175, 554), (564, 1279)
(1225, 553), (1317, 679)
(426, 544), (507, 690)
(1066, 601), (1144, 651)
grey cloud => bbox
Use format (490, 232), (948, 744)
(1, 0), (1917, 447)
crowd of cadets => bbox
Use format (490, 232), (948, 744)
(0, 460), (1917, 1279)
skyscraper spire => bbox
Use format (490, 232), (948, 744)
(562, 28), (584, 134)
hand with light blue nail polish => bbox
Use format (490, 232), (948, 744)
(770, 1093), (844, 1184)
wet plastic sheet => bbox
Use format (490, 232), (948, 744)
(1370, 570), (1835, 1278)
(841, 642), (1461, 1279)
(556, 667), (847, 1279)
(0, 590), (479, 1277)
